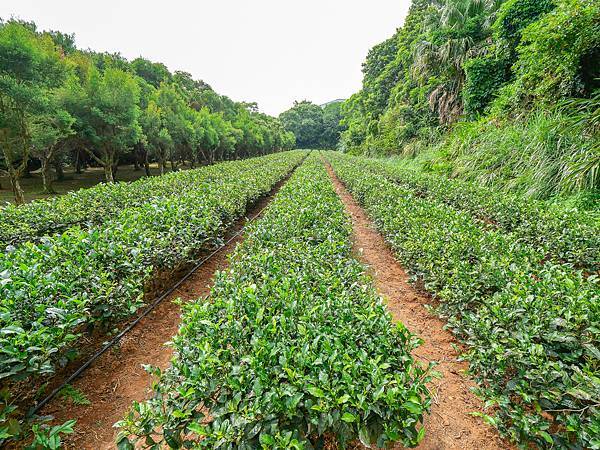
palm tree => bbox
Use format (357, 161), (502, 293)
(413, 0), (502, 123)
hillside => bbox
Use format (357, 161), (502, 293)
(339, 0), (599, 204)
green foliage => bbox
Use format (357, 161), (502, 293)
(339, 93), (369, 151)
(345, 154), (599, 270)
(327, 152), (600, 448)
(369, 99), (600, 202)
(59, 385), (90, 406)
(558, 89), (600, 192)
(131, 57), (171, 88)
(338, 0), (598, 199)
(26, 419), (76, 450)
(0, 20), (71, 203)
(493, 0), (555, 55)
(0, 387), (75, 449)
(512, 0), (600, 100)
(0, 19), (294, 201)
(0, 159), (248, 247)
(279, 101), (322, 148)
(460, 0), (556, 115)
(441, 107), (600, 197)
(117, 156), (430, 448)
(72, 65), (141, 181)
(279, 100), (343, 149)
(463, 54), (509, 115)
(320, 101), (346, 148)
(0, 152), (305, 450)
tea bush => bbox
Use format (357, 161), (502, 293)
(117, 156), (430, 449)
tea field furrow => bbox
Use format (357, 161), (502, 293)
(327, 152), (599, 449)
(117, 155), (431, 448)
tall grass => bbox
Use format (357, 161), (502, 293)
(392, 101), (599, 202)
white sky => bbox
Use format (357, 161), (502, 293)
(0, 0), (410, 116)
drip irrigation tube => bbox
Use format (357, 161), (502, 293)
(28, 198), (273, 417)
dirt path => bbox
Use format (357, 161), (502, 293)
(325, 163), (510, 450)
(42, 185), (285, 450)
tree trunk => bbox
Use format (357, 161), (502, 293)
(111, 164), (119, 182)
(75, 149), (82, 174)
(143, 152), (151, 176)
(8, 171), (25, 205)
(0, 144), (27, 204)
(41, 157), (56, 194)
(133, 159), (140, 171)
(198, 148), (208, 165)
(170, 158), (177, 172)
(104, 164), (114, 183)
(54, 158), (65, 181)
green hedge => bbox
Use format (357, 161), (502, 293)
(0, 151), (305, 387)
(345, 154), (599, 272)
(0, 155), (296, 249)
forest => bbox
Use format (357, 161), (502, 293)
(0, 19), (295, 204)
(339, 0), (598, 203)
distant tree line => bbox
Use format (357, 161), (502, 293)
(279, 100), (346, 149)
(0, 19), (296, 204)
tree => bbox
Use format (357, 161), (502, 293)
(321, 101), (346, 149)
(131, 57), (171, 88)
(190, 108), (219, 164)
(64, 65), (141, 182)
(211, 114), (238, 161)
(30, 95), (75, 193)
(140, 100), (172, 175)
(1, 18), (291, 199)
(0, 21), (70, 203)
(279, 100), (343, 149)
(279, 101), (325, 148)
(153, 83), (191, 171)
(413, 0), (501, 123)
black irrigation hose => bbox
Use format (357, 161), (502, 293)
(28, 197), (274, 418)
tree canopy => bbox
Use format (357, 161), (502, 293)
(337, 0), (599, 196)
(279, 100), (345, 149)
(0, 19), (296, 202)
(339, 0), (599, 149)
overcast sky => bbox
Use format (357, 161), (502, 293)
(0, 0), (410, 116)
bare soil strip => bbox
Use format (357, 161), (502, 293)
(41, 180), (289, 450)
(325, 163), (511, 450)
